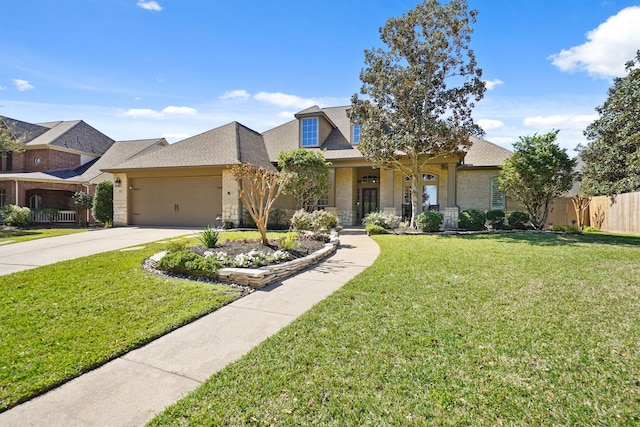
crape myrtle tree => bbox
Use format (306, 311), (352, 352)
(278, 148), (331, 212)
(579, 50), (640, 197)
(499, 130), (577, 230)
(231, 163), (290, 245)
(349, 0), (485, 229)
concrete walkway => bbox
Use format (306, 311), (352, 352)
(0, 228), (379, 426)
(0, 226), (200, 276)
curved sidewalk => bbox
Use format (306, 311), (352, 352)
(0, 228), (380, 427)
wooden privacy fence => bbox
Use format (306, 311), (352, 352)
(589, 192), (640, 235)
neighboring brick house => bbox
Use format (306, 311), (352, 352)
(0, 116), (166, 223)
(106, 105), (518, 228)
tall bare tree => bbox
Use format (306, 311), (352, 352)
(231, 163), (289, 245)
(0, 116), (27, 168)
(349, 0), (485, 228)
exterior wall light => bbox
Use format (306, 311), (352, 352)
(114, 177), (122, 187)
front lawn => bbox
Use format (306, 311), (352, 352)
(0, 235), (247, 411)
(0, 227), (88, 244)
(150, 232), (640, 426)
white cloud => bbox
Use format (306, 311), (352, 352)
(219, 90), (250, 101)
(483, 79), (504, 90)
(137, 1), (162, 11)
(13, 79), (34, 91)
(254, 91), (317, 109)
(162, 106), (197, 115)
(477, 119), (504, 131)
(277, 111), (295, 119)
(523, 114), (598, 130)
(549, 6), (640, 78)
(0, 85), (6, 91)
(120, 105), (197, 119)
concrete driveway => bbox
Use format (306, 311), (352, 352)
(0, 227), (199, 276)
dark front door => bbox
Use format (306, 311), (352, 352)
(361, 188), (378, 218)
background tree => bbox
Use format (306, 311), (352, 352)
(499, 130), (577, 230)
(231, 163), (289, 245)
(579, 50), (640, 197)
(0, 116), (27, 165)
(349, 0), (485, 228)
(92, 181), (114, 226)
(69, 191), (94, 227)
(278, 148), (331, 211)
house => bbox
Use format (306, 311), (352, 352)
(105, 105), (515, 228)
(0, 116), (167, 223)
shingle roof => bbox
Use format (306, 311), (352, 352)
(105, 122), (274, 171)
(80, 138), (167, 181)
(1, 116), (115, 156)
(460, 136), (512, 168)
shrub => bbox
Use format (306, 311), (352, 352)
(416, 210), (443, 232)
(362, 211), (401, 230)
(278, 231), (299, 251)
(93, 181), (114, 225)
(551, 225), (581, 234)
(366, 224), (389, 235)
(486, 209), (506, 230)
(508, 211), (530, 230)
(290, 209), (338, 232)
(157, 250), (220, 278)
(1, 205), (31, 227)
(165, 239), (188, 253)
(458, 209), (486, 231)
(196, 225), (220, 248)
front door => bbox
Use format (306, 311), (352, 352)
(361, 188), (378, 219)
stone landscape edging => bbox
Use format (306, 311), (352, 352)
(150, 230), (339, 289)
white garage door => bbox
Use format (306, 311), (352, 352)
(130, 176), (222, 227)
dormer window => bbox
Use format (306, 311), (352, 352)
(301, 117), (319, 147)
(352, 123), (361, 144)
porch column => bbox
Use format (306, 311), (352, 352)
(222, 169), (241, 227)
(380, 169), (396, 215)
(112, 174), (129, 226)
(444, 162), (459, 229)
(335, 168), (357, 226)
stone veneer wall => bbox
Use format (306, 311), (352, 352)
(222, 169), (240, 227)
(334, 168), (357, 226)
(112, 173), (128, 226)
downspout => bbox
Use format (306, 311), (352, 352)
(84, 183), (91, 225)
(14, 180), (19, 206)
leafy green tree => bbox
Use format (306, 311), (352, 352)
(278, 148), (331, 211)
(499, 130), (577, 230)
(349, 0), (485, 229)
(579, 51), (640, 197)
(92, 181), (114, 226)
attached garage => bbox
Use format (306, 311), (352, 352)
(130, 176), (222, 226)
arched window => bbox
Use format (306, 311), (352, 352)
(29, 194), (42, 210)
(490, 177), (505, 209)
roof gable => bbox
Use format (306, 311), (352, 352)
(106, 122), (273, 171)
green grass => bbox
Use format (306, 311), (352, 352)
(0, 227), (88, 244)
(150, 232), (640, 426)
(0, 235), (247, 411)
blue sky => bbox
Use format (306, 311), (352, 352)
(1, 0), (639, 153)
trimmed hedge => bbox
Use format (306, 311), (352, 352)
(416, 211), (443, 232)
(458, 209), (486, 231)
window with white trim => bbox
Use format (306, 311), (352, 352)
(490, 177), (505, 209)
(301, 117), (319, 147)
(29, 194), (42, 210)
(352, 123), (361, 144)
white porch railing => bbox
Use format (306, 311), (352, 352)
(31, 210), (77, 223)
